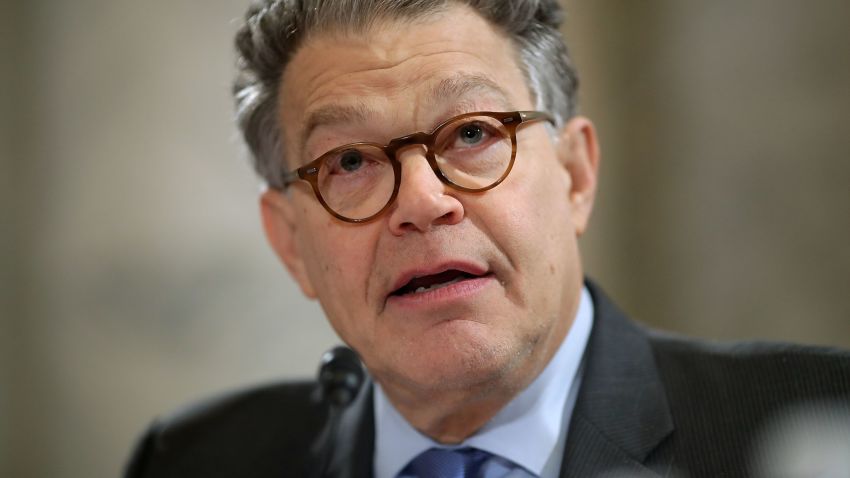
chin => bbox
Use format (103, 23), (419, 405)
(388, 333), (525, 395)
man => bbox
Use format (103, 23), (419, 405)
(125, 1), (850, 477)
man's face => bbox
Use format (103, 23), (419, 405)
(262, 5), (599, 399)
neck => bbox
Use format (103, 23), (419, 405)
(382, 374), (522, 444)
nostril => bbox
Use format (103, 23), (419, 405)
(438, 209), (459, 223)
(389, 195), (464, 234)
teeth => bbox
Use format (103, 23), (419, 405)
(412, 276), (464, 294)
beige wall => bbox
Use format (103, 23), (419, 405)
(3, 2), (338, 477)
(565, 0), (850, 342)
(2, 1), (849, 477)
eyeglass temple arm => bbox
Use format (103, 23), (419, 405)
(519, 110), (556, 125)
(281, 170), (299, 188)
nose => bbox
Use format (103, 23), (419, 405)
(387, 147), (464, 235)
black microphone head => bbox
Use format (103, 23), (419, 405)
(318, 346), (365, 407)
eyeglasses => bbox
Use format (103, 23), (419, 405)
(280, 110), (554, 223)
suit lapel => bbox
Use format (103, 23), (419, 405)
(560, 282), (674, 477)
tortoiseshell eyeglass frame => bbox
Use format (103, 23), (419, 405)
(277, 110), (555, 224)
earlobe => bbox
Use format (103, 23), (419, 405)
(259, 189), (317, 298)
(557, 116), (601, 236)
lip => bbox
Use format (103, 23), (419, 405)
(387, 260), (490, 298)
(385, 273), (495, 310)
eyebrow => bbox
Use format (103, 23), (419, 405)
(427, 74), (514, 111)
(299, 102), (376, 157)
(297, 73), (513, 159)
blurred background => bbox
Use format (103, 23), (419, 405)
(2, 0), (848, 476)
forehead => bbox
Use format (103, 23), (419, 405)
(277, 5), (534, 158)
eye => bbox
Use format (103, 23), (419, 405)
(458, 123), (485, 145)
(339, 150), (363, 172)
(323, 147), (387, 177)
(435, 117), (505, 157)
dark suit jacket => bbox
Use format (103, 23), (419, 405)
(125, 282), (850, 477)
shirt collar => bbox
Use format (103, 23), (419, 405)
(373, 286), (594, 478)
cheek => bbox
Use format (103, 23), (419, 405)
(305, 233), (371, 295)
(499, 159), (574, 252)
(298, 221), (380, 334)
(485, 158), (576, 309)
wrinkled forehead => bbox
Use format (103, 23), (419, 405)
(296, 74), (514, 152)
(276, 5), (533, 163)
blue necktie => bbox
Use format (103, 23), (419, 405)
(402, 447), (491, 478)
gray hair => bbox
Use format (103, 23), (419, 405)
(233, 0), (579, 187)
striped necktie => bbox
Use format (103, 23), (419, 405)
(401, 447), (492, 478)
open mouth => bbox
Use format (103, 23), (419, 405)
(390, 269), (480, 296)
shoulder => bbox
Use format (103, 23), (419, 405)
(581, 281), (850, 472)
(586, 280), (850, 406)
(646, 329), (850, 461)
(648, 329), (850, 400)
(125, 380), (326, 478)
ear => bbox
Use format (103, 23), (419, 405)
(259, 189), (317, 298)
(557, 116), (601, 236)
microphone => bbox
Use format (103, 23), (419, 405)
(318, 346), (365, 407)
(315, 346), (364, 478)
